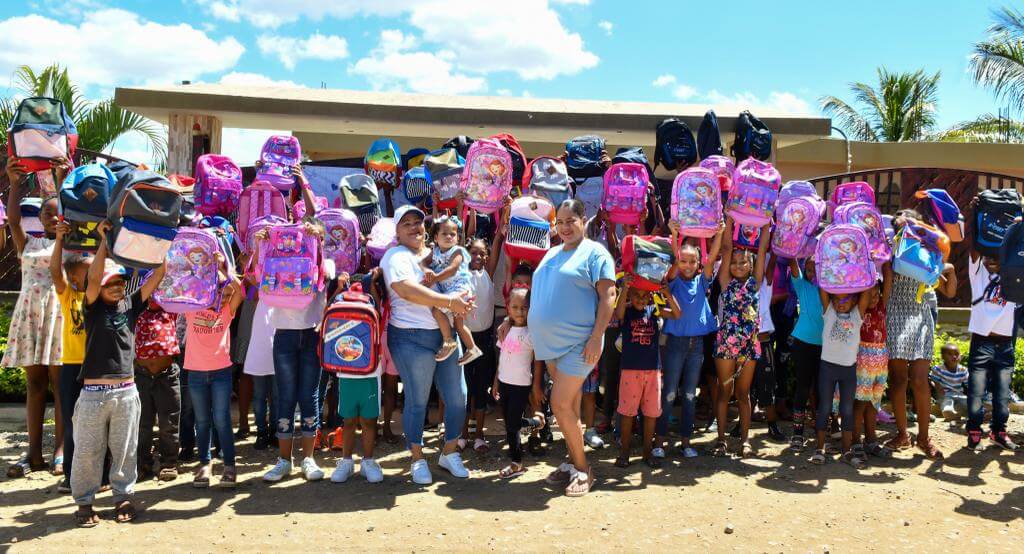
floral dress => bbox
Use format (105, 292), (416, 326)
(714, 276), (760, 362)
(1, 236), (63, 367)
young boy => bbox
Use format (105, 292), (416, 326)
(930, 343), (968, 422)
(613, 278), (681, 469)
(72, 224), (163, 527)
(134, 294), (182, 481)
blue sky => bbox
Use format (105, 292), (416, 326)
(0, 0), (1013, 162)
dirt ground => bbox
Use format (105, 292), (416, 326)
(1, 408), (1022, 552)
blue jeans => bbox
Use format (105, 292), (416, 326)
(967, 334), (1014, 433)
(251, 375), (278, 436)
(187, 367), (235, 466)
(387, 325), (467, 449)
(273, 328), (322, 439)
(658, 335), (705, 438)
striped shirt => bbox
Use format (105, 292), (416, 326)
(929, 364), (967, 394)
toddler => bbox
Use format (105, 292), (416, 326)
(421, 215), (480, 364)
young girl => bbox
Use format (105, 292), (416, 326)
(462, 236), (501, 453)
(184, 257), (243, 488)
(712, 216), (770, 457)
(853, 271), (893, 462)
(787, 257), (825, 450)
(658, 221), (722, 458)
(421, 216), (481, 365)
(812, 290), (872, 468)
(492, 287), (544, 478)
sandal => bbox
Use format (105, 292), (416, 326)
(864, 442), (893, 459)
(883, 434), (912, 451)
(192, 463), (212, 489)
(842, 451), (866, 469)
(565, 468), (593, 497)
(455, 438), (468, 452)
(435, 340), (458, 362)
(473, 438), (490, 455)
(789, 434), (805, 451)
(75, 506), (100, 528)
(51, 455), (64, 476)
(824, 442), (841, 455)
(917, 438), (944, 461)
(114, 500), (137, 523)
(545, 464), (572, 486)
(220, 466), (237, 488)
(499, 463), (526, 479)
(711, 440), (729, 457)
(158, 466), (179, 482)
(6, 455), (48, 478)
(614, 456), (630, 468)
(809, 450), (827, 465)
(735, 441), (753, 458)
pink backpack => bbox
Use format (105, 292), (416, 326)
(319, 208), (361, 275)
(671, 167), (721, 238)
(829, 181), (874, 217)
(237, 182), (287, 251)
(366, 217), (397, 262)
(699, 155), (736, 193)
(256, 135), (301, 192)
(243, 214), (287, 256)
(814, 224), (878, 294)
(460, 138), (513, 214)
(291, 196), (329, 220)
(833, 201), (892, 264)
(254, 223), (323, 309)
(194, 154), (242, 217)
(726, 158), (781, 226)
(772, 181), (825, 259)
(152, 228), (221, 313)
(602, 162), (648, 225)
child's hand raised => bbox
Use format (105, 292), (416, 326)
(54, 219), (71, 240)
(96, 220), (112, 238)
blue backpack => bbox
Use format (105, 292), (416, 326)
(654, 118), (698, 170)
(697, 109), (723, 159)
(974, 189), (1022, 258)
(401, 166), (431, 205)
(999, 220), (1024, 304)
(565, 135), (606, 178)
(59, 163), (116, 251)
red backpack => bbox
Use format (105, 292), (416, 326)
(319, 283), (381, 375)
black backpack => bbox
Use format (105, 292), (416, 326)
(975, 189), (1023, 257)
(697, 110), (723, 159)
(654, 118), (697, 171)
(612, 146), (655, 182)
(565, 135), (606, 179)
(442, 135), (474, 159)
(731, 110), (772, 162)
(998, 220), (1024, 303)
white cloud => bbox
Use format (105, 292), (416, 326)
(598, 20), (613, 35)
(652, 74), (677, 87)
(257, 32), (349, 70)
(207, 1), (240, 22)
(766, 91), (812, 115)
(496, 89), (513, 96)
(671, 84), (698, 101)
(0, 10), (244, 88)
(705, 89), (812, 114)
(195, 0), (412, 28)
(551, 0), (591, 4)
(221, 128), (291, 164)
(349, 30), (487, 95)
(218, 72), (304, 88)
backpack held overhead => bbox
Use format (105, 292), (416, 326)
(320, 283), (381, 375)
(726, 158), (781, 227)
(699, 155), (736, 196)
(504, 195), (555, 265)
(602, 162), (649, 225)
(565, 135), (606, 178)
(489, 133), (527, 188)
(814, 224), (878, 294)
(832, 201), (892, 264)
(7, 97), (79, 173)
(524, 156), (572, 207)
(654, 118), (697, 171)
(671, 167), (722, 239)
(998, 220), (1024, 304)
(106, 169), (184, 269)
(730, 110), (772, 162)
(772, 181), (825, 260)
(365, 138), (401, 190)
(366, 217), (397, 262)
(291, 195), (329, 220)
(20, 197), (44, 237)
(892, 222), (950, 287)
(460, 138), (513, 215)
(828, 181), (874, 218)
(319, 208), (361, 276)
(193, 154), (242, 217)
(254, 222), (324, 309)
(59, 163), (116, 252)
(401, 166), (431, 206)
(337, 173), (382, 235)
(974, 189), (1023, 257)
(237, 181), (287, 252)
(697, 110), (723, 159)
(914, 189), (964, 243)
(152, 228), (222, 313)
(621, 235), (676, 291)
(424, 148), (464, 210)
(256, 135), (301, 192)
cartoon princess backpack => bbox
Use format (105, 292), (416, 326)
(602, 162), (648, 225)
(813, 224), (877, 295)
(833, 201), (892, 264)
(319, 208), (361, 275)
(254, 222), (323, 309)
(460, 138), (513, 215)
(726, 158), (780, 226)
(671, 167), (722, 239)
(152, 227), (222, 313)
(255, 135), (302, 192)
(772, 181), (825, 260)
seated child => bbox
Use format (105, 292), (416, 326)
(421, 215), (480, 364)
(930, 342), (968, 421)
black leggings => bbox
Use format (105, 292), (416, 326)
(817, 360), (855, 432)
(465, 329), (496, 412)
(500, 382), (531, 463)
(791, 338), (822, 421)
(753, 340), (776, 408)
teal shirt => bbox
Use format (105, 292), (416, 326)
(790, 272), (824, 346)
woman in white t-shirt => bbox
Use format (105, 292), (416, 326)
(382, 205), (475, 486)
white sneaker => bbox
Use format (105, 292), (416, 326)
(411, 459), (432, 485)
(584, 428), (606, 449)
(458, 346), (483, 365)
(301, 457), (324, 481)
(361, 458), (384, 483)
(331, 458), (355, 483)
(263, 458), (292, 482)
(438, 452), (469, 478)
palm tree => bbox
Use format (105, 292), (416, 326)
(930, 113), (1024, 143)
(0, 64), (165, 160)
(819, 68), (941, 142)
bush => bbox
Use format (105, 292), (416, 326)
(933, 331), (1024, 397)
(0, 300), (26, 401)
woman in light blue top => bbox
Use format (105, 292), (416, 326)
(528, 199), (616, 497)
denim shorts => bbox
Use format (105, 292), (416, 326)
(544, 341), (595, 378)
(581, 367), (600, 393)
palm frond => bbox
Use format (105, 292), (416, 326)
(819, 95), (877, 141)
(76, 99), (166, 159)
(930, 113), (1024, 143)
(821, 67), (939, 142)
(970, 7), (1024, 112)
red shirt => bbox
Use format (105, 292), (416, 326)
(860, 303), (887, 344)
(135, 303), (181, 360)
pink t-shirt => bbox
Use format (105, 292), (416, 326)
(497, 326), (534, 387)
(184, 304), (235, 371)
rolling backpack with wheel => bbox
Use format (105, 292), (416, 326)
(833, 201), (892, 264)
(504, 195), (555, 265)
(255, 135), (301, 193)
(726, 158), (781, 227)
(524, 156), (572, 207)
(565, 135), (606, 178)
(58, 163), (116, 252)
(621, 235), (675, 291)
(193, 154), (242, 217)
(320, 282), (381, 375)
(814, 224), (877, 294)
(319, 208), (361, 275)
(424, 148), (464, 211)
(772, 181), (825, 260)
(730, 110), (772, 162)
(6, 97), (78, 173)
(152, 227), (222, 313)
(602, 163), (648, 226)
(998, 220), (1024, 303)
(460, 138), (513, 215)
(106, 169), (184, 269)
(654, 118), (697, 171)
(237, 181), (287, 253)
(975, 189), (1023, 257)
(697, 109), (723, 159)
(254, 222), (324, 309)
(337, 173), (381, 235)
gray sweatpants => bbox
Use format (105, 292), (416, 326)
(71, 385), (141, 506)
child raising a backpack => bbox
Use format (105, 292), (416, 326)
(420, 215), (482, 365)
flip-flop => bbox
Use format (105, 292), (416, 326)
(51, 455), (64, 476)
(75, 507), (100, 528)
(499, 463), (526, 479)
(114, 500), (137, 523)
(6, 456), (47, 478)
(473, 438), (490, 455)
(917, 439), (944, 461)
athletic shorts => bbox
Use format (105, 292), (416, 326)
(617, 369), (662, 418)
(337, 376), (381, 420)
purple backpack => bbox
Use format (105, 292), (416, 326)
(671, 167), (721, 238)
(255, 223), (323, 309)
(256, 135), (301, 192)
(319, 208), (361, 275)
(152, 228), (221, 313)
(828, 181), (874, 218)
(772, 181), (825, 259)
(833, 201), (892, 264)
(726, 158), (780, 226)
(366, 217), (397, 262)
(814, 224), (878, 294)
(460, 138), (513, 214)
(194, 154), (242, 217)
